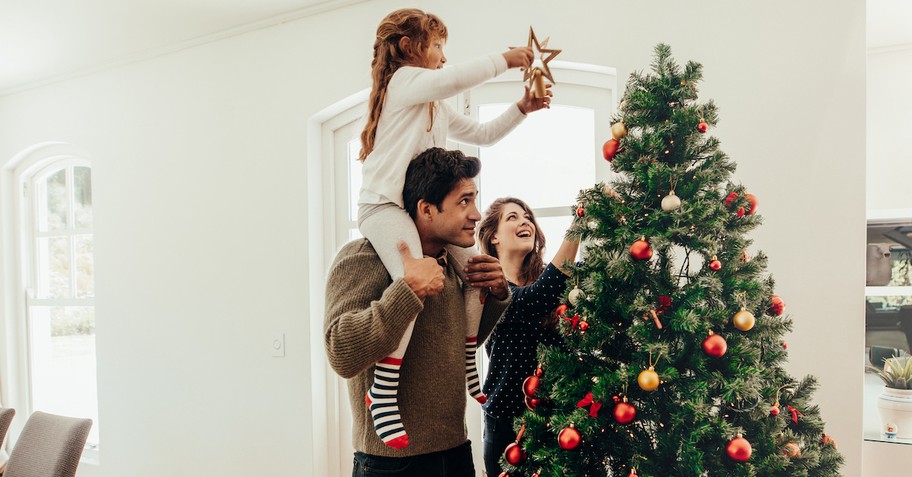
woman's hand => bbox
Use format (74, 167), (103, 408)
(516, 84), (552, 115)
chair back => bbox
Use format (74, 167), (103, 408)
(0, 407), (14, 449)
(4, 411), (92, 477)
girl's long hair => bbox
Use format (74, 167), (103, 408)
(478, 197), (546, 287)
(359, 8), (447, 162)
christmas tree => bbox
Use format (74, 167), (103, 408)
(501, 45), (844, 477)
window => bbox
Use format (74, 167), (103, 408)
(18, 155), (98, 454)
(317, 63), (616, 475)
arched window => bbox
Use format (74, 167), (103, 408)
(311, 63), (616, 475)
(3, 143), (98, 461)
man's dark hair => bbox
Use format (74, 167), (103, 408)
(403, 147), (481, 219)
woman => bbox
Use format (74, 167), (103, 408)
(477, 197), (580, 476)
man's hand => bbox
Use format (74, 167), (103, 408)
(465, 254), (509, 301)
(399, 241), (445, 300)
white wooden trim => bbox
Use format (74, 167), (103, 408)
(866, 286), (912, 297)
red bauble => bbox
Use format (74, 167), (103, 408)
(628, 471), (638, 477)
(579, 320), (589, 331)
(737, 206), (745, 218)
(783, 442), (801, 458)
(576, 206), (585, 218)
(630, 239), (653, 260)
(708, 256), (722, 271)
(499, 473), (513, 477)
(558, 425), (582, 450)
(702, 332), (727, 358)
(697, 120), (708, 133)
(555, 304), (568, 316)
(770, 405), (780, 416)
(525, 395), (540, 411)
(822, 433), (838, 449)
(725, 192), (739, 208)
(745, 193), (758, 215)
(726, 436), (753, 462)
(602, 139), (620, 161)
(523, 375), (540, 397)
(613, 401), (637, 424)
(504, 442), (527, 465)
(769, 295), (785, 316)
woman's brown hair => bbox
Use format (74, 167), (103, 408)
(359, 9), (447, 162)
(478, 197), (546, 287)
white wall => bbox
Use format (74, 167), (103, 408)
(868, 47), (912, 211)
(0, 1), (865, 476)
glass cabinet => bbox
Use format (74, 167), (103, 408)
(864, 213), (912, 445)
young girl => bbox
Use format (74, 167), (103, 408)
(476, 197), (580, 476)
(358, 8), (550, 449)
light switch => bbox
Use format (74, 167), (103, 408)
(271, 332), (285, 357)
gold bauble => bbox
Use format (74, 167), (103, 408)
(637, 367), (660, 391)
(733, 309), (756, 331)
(611, 122), (628, 140)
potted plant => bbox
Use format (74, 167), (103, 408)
(870, 355), (912, 439)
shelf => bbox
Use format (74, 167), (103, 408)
(867, 286), (912, 297)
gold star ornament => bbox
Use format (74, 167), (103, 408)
(522, 26), (561, 98)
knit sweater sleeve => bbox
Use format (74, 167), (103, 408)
(477, 288), (512, 344)
(385, 53), (507, 109)
(323, 240), (424, 379)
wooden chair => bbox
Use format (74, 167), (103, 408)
(3, 411), (92, 477)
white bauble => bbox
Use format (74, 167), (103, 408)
(569, 287), (586, 306)
(661, 191), (682, 211)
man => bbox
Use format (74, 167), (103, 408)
(324, 147), (511, 476)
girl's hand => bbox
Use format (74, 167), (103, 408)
(504, 47), (533, 70)
(516, 84), (552, 115)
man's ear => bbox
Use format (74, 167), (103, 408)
(416, 199), (434, 221)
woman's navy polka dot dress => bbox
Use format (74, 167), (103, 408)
(482, 263), (568, 421)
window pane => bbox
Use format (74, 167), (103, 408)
(477, 104), (595, 212)
(348, 140), (363, 222)
(536, 214), (574, 264)
(74, 166), (92, 229)
(40, 169), (68, 232)
(38, 237), (71, 298)
(75, 234), (94, 298)
(28, 305), (98, 445)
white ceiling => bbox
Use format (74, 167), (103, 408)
(0, 0), (367, 95)
(0, 0), (909, 96)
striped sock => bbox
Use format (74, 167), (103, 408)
(465, 337), (486, 404)
(366, 357), (409, 449)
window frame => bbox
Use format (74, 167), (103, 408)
(1, 142), (98, 464)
